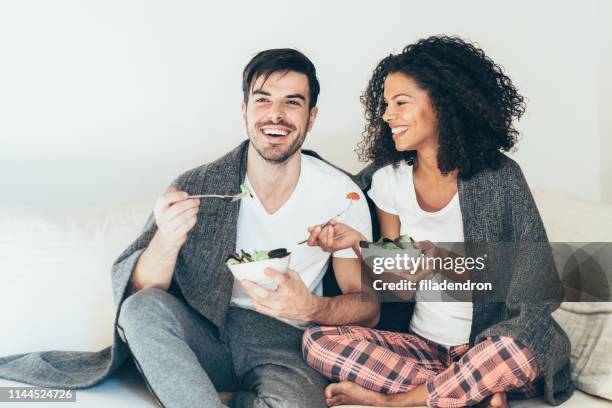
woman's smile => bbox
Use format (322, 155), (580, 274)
(391, 126), (410, 141)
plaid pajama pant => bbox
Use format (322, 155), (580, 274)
(302, 326), (543, 408)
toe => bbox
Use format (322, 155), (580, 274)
(328, 395), (344, 406)
(489, 392), (508, 408)
(325, 383), (338, 398)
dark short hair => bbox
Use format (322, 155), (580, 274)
(358, 35), (526, 179)
(242, 48), (320, 110)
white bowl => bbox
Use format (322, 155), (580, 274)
(227, 255), (291, 289)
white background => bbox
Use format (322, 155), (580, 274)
(0, 0), (611, 209)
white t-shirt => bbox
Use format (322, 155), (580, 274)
(231, 154), (373, 328)
(367, 161), (473, 347)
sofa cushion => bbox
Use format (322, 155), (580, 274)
(0, 207), (150, 356)
(533, 190), (612, 401)
(553, 303), (612, 400)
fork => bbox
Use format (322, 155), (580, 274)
(186, 193), (245, 202)
(297, 202), (353, 245)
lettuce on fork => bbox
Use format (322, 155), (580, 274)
(240, 182), (253, 199)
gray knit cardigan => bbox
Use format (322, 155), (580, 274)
(0, 140), (572, 405)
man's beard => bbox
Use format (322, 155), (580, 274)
(247, 119), (308, 164)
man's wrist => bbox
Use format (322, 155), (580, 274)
(151, 231), (182, 257)
(306, 294), (327, 323)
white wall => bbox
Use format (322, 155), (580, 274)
(0, 0), (609, 209)
(599, 0), (612, 204)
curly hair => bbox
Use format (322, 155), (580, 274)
(357, 35), (526, 179)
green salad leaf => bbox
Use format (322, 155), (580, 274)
(252, 250), (269, 262)
(226, 258), (241, 266)
(359, 234), (416, 249)
(225, 248), (289, 266)
(240, 182), (253, 199)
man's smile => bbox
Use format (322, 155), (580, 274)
(261, 126), (292, 136)
(259, 125), (294, 144)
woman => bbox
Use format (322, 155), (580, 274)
(302, 36), (572, 408)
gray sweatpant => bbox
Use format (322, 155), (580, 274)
(116, 287), (328, 408)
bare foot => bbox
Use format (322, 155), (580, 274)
(480, 392), (509, 408)
(324, 381), (389, 407)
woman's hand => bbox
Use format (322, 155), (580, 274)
(306, 220), (365, 254)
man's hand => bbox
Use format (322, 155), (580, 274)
(306, 220), (365, 254)
(240, 268), (318, 321)
(154, 186), (200, 250)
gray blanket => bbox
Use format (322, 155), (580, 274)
(0, 140), (573, 405)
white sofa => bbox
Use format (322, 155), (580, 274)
(1, 190), (611, 408)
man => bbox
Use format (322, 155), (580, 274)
(116, 48), (378, 407)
